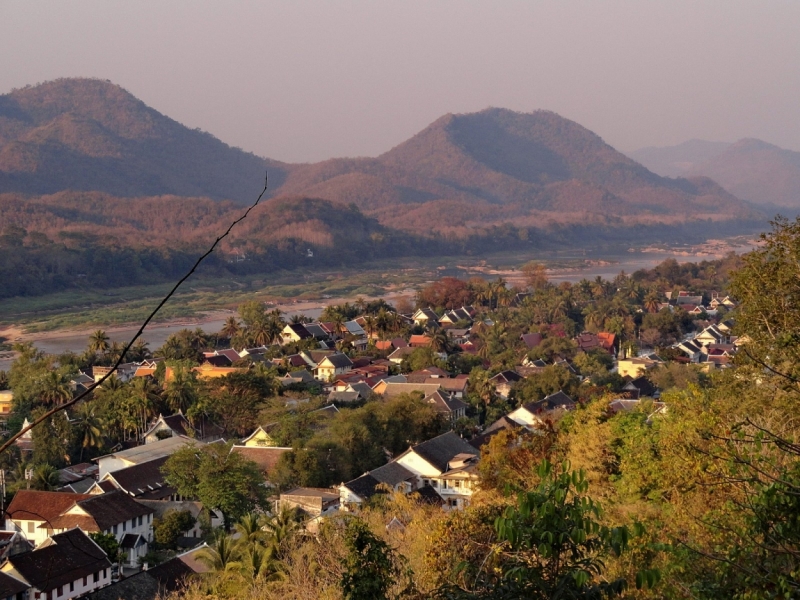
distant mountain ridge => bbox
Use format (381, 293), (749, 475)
(0, 78), (288, 201)
(630, 138), (800, 209)
(0, 77), (766, 246)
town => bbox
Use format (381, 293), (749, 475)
(0, 256), (744, 599)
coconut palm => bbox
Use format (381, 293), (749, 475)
(644, 291), (661, 313)
(197, 532), (241, 572)
(128, 339), (152, 362)
(261, 506), (301, 553)
(164, 369), (197, 413)
(88, 330), (110, 355)
(235, 512), (265, 547)
(128, 377), (161, 439)
(32, 464), (60, 491)
(39, 371), (71, 406)
(430, 329), (451, 354)
(220, 316), (241, 340)
(73, 403), (104, 461)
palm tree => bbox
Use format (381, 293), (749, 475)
(235, 512), (265, 547)
(430, 329), (451, 354)
(128, 339), (152, 362)
(220, 316), (241, 340)
(128, 377), (161, 439)
(32, 464), (60, 491)
(39, 371), (71, 405)
(261, 506), (301, 552)
(88, 330), (110, 355)
(164, 369), (197, 413)
(197, 532), (241, 572)
(73, 403), (104, 461)
(644, 291), (661, 313)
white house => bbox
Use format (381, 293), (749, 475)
(0, 528), (112, 600)
(314, 353), (354, 382)
(94, 435), (203, 479)
(507, 391), (576, 430)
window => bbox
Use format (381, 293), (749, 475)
(103, 569), (107, 579)
(57, 586), (62, 597)
(122, 520), (126, 532)
(93, 572), (99, 583)
(138, 516), (142, 527)
(69, 582), (74, 593)
(454, 481), (461, 488)
(112, 524), (117, 535)
(83, 576), (87, 586)
(27, 521), (35, 534)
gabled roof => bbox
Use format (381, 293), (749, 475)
(520, 332), (543, 349)
(370, 461), (416, 486)
(410, 431), (479, 473)
(623, 376), (658, 398)
(424, 390), (468, 414)
(381, 382), (442, 398)
(95, 435), (202, 469)
(7, 490), (91, 524)
(303, 323), (329, 339)
(342, 473), (383, 501)
(203, 355), (232, 367)
(99, 455), (173, 500)
(49, 490), (153, 532)
(468, 416), (523, 449)
(425, 377), (468, 392)
(143, 413), (195, 440)
(327, 391), (361, 404)
(8, 528), (111, 593)
(522, 391), (576, 415)
(230, 445), (290, 475)
(387, 346), (415, 360)
(0, 571), (28, 598)
(284, 323), (313, 339)
(318, 353), (354, 369)
(489, 370), (523, 384)
(413, 308), (439, 321)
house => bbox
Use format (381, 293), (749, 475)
(468, 416), (523, 449)
(5, 490), (91, 548)
(425, 376), (468, 398)
(230, 445), (291, 481)
(694, 325), (729, 348)
(617, 356), (661, 379)
(0, 391), (13, 417)
(408, 335), (432, 348)
(84, 555), (196, 600)
(520, 333), (543, 349)
(137, 500), (218, 541)
(377, 382), (443, 398)
(279, 370), (316, 387)
(6, 490), (153, 567)
(241, 425), (279, 448)
(387, 346), (415, 364)
(574, 332), (616, 355)
(489, 370), (523, 399)
(314, 353), (354, 382)
(0, 532), (31, 561)
(142, 413), (197, 444)
(189, 362), (247, 380)
(340, 431), (480, 512)
(412, 308), (439, 327)
(0, 528), (112, 600)
(91, 456), (177, 501)
(281, 323), (314, 345)
(375, 338), (408, 352)
(622, 376), (660, 399)
(439, 308), (473, 327)
(424, 390), (468, 424)
(278, 488), (339, 518)
(674, 339), (703, 363)
(94, 436), (203, 479)
(507, 391), (576, 429)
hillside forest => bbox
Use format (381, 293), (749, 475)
(3, 218), (800, 597)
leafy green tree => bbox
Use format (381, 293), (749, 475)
(154, 510), (197, 549)
(162, 441), (267, 529)
(90, 532), (122, 563)
(163, 366), (197, 413)
(340, 517), (405, 600)
(433, 460), (657, 598)
(30, 407), (71, 467)
(31, 463), (61, 491)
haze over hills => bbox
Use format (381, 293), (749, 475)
(630, 139), (800, 210)
(0, 78), (287, 202)
(0, 78), (768, 298)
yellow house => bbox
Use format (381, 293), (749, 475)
(0, 390), (13, 415)
(241, 425), (279, 448)
(617, 357), (660, 379)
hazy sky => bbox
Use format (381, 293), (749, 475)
(2, 1), (799, 163)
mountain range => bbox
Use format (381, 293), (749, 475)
(630, 139), (800, 210)
(0, 78), (773, 298)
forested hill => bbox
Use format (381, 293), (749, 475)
(1, 79), (761, 230)
(631, 138), (800, 210)
(275, 108), (759, 233)
(0, 78), (288, 202)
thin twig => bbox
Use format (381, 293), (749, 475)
(0, 173), (270, 458)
